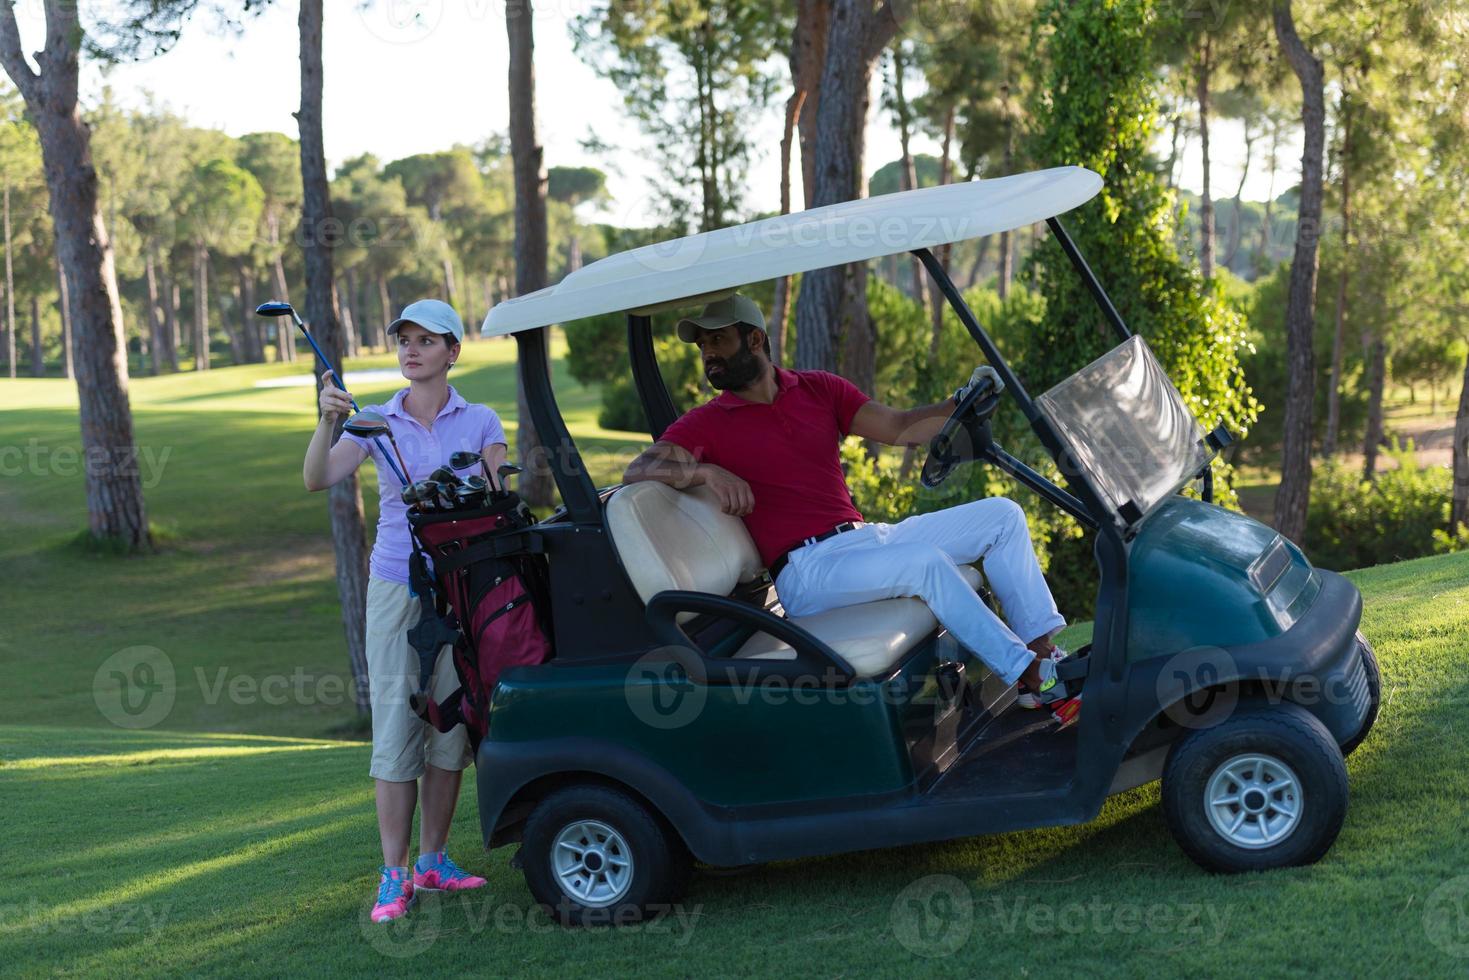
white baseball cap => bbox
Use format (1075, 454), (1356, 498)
(388, 299), (464, 343)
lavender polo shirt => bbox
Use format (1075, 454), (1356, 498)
(340, 386), (506, 585)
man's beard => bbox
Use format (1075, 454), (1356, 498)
(704, 342), (764, 390)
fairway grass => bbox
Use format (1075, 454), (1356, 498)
(3, 352), (1468, 976)
(0, 338), (646, 737)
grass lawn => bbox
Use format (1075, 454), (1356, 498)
(0, 336), (646, 738)
(4, 350), (1469, 976)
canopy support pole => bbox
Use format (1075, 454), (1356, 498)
(628, 314), (679, 441)
(517, 328), (599, 522)
(1043, 216), (1132, 343)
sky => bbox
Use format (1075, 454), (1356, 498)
(21, 0), (1288, 225)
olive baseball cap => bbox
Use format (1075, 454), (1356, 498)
(675, 293), (766, 343)
(387, 299), (464, 343)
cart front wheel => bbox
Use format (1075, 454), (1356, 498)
(522, 784), (691, 926)
(1162, 703), (1347, 874)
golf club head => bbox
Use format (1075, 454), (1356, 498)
(449, 450), (481, 470)
(418, 480), (446, 508)
(464, 475), (487, 492)
(400, 484), (422, 508)
(496, 463), (523, 489)
(429, 466), (463, 488)
(409, 481), (436, 511)
(254, 301), (295, 318)
(342, 410), (390, 439)
(453, 484), (485, 510)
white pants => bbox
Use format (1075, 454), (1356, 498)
(774, 497), (1065, 686)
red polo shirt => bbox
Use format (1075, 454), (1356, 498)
(659, 368), (870, 567)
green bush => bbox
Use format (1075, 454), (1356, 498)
(1304, 441), (1465, 571)
(597, 335), (704, 432)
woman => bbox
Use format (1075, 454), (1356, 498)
(303, 299), (507, 923)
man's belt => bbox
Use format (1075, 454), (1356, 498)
(768, 522), (865, 583)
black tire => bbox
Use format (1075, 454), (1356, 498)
(1338, 632), (1381, 758)
(1162, 702), (1348, 874)
(522, 784), (692, 927)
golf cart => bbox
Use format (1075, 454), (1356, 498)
(471, 166), (1378, 925)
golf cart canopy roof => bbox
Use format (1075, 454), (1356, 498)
(481, 165), (1102, 337)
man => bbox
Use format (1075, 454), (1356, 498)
(622, 293), (1078, 723)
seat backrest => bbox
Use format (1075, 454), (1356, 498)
(605, 482), (763, 602)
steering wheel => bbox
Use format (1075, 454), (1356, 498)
(920, 379), (1003, 489)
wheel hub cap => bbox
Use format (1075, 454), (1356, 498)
(1204, 753), (1304, 850)
(550, 819), (633, 908)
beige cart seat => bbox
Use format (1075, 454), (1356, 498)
(606, 482), (980, 678)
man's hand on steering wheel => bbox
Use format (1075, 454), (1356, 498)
(924, 365), (1005, 489)
(954, 364), (1005, 406)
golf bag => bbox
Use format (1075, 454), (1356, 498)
(406, 493), (552, 749)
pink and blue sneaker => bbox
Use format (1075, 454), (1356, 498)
(371, 866), (416, 923)
(413, 851), (487, 892)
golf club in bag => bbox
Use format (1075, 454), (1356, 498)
(405, 486), (552, 750)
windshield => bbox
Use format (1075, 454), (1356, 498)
(1036, 335), (1209, 527)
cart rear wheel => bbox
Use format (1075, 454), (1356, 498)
(1338, 632), (1380, 758)
(522, 784), (691, 926)
(1162, 703), (1347, 874)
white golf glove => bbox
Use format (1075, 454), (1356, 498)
(954, 365), (1004, 406)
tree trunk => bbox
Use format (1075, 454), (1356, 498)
(792, 0), (897, 390)
(0, 1), (149, 548)
(1196, 34), (1215, 280)
(270, 219), (295, 363)
(1361, 332), (1386, 479)
(377, 274), (395, 341)
(3, 182), (13, 378)
(237, 260), (261, 363)
(1323, 102), (1351, 458)
(1453, 344), (1469, 531)
(299, 0), (370, 714)
(891, 45), (928, 313)
(165, 277), (181, 371)
(55, 254), (72, 379)
(341, 267), (362, 351)
(507, 0), (555, 508)
(965, 235), (991, 289)
(1165, 102), (1184, 190)
(144, 246), (167, 374)
(1271, 1), (1326, 543)
(214, 267), (245, 365)
(29, 293), (41, 376)
(1222, 118), (1255, 271)
(441, 255), (458, 312)
(192, 243), (210, 371)
(1259, 118), (1281, 267)
(693, 29), (718, 230)
(790, 0), (830, 209)
(354, 268), (378, 351)
(770, 88), (805, 365)
(338, 276), (358, 359)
